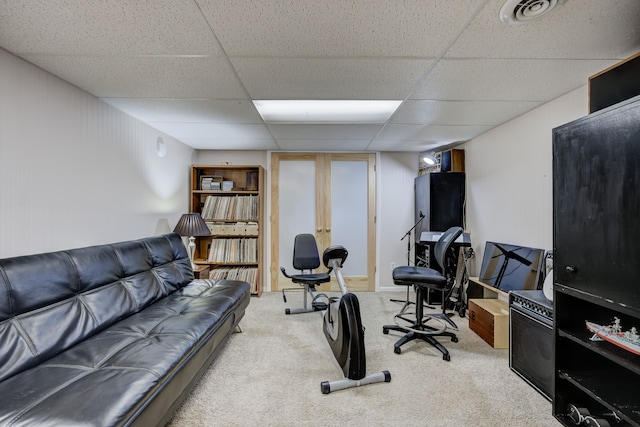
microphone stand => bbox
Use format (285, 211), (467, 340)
(390, 212), (431, 312)
(402, 212), (425, 266)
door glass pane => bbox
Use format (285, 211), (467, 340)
(331, 160), (367, 276)
(279, 160), (317, 273)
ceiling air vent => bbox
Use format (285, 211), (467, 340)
(499, 0), (566, 25)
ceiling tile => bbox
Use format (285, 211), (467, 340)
(411, 58), (618, 101)
(198, 0), (485, 57)
(277, 139), (371, 151)
(0, 0), (222, 55)
(21, 55), (247, 98)
(231, 57), (434, 100)
(102, 99), (262, 123)
(268, 124), (382, 140)
(367, 139), (443, 151)
(448, 0), (640, 60)
(183, 138), (279, 150)
(377, 124), (493, 143)
(392, 99), (543, 125)
(148, 123), (272, 140)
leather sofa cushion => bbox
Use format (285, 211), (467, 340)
(0, 233), (193, 383)
(0, 278), (249, 427)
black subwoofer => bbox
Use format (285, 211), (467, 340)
(509, 290), (553, 401)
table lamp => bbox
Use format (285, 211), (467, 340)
(173, 213), (211, 269)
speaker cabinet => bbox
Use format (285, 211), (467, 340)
(589, 52), (640, 113)
(414, 172), (465, 237)
(440, 149), (465, 172)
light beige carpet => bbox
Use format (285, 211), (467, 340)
(167, 291), (560, 427)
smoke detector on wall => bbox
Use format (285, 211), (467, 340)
(499, 0), (566, 25)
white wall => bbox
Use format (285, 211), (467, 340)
(377, 152), (419, 290)
(0, 50), (195, 257)
(463, 86), (589, 275)
(196, 151), (268, 168)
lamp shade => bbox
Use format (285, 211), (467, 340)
(173, 213), (210, 237)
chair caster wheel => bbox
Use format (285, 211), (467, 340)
(383, 328), (389, 335)
(451, 336), (458, 342)
(394, 347), (401, 354)
(443, 354), (450, 361)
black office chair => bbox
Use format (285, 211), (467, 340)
(281, 233), (331, 314)
(383, 226), (463, 360)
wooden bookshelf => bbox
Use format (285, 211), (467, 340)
(190, 165), (264, 296)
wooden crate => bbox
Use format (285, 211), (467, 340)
(468, 298), (509, 349)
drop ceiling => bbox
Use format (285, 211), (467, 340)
(1, 0), (638, 152)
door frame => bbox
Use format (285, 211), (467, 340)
(270, 152), (376, 292)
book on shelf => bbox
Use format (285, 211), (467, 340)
(205, 221), (259, 236)
(208, 266), (259, 294)
(201, 195), (259, 221)
(206, 238), (258, 263)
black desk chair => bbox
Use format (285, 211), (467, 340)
(281, 233), (331, 314)
(383, 226), (463, 360)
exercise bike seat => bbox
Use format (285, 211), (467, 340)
(286, 270), (330, 285)
(281, 234), (332, 313)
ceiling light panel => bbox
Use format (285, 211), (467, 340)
(253, 100), (402, 124)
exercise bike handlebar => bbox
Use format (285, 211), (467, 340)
(322, 246), (349, 295)
(322, 245), (348, 269)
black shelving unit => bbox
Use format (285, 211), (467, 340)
(552, 95), (640, 426)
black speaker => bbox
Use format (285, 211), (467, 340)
(414, 172), (465, 237)
(589, 53), (640, 113)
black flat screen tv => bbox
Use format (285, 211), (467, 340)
(479, 241), (545, 292)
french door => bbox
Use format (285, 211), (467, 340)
(270, 153), (376, 292)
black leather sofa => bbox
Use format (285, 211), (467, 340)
(0, 233), (250, 426)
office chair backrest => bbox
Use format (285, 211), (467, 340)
(292, 234), (321, 271)
(434, 226), (464, 271)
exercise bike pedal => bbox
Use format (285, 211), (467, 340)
(312, 301), (328, 311)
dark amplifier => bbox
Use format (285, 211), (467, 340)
(509, 290), (553, 401)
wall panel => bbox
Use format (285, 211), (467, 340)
(0, 51), (195, 257)
(462, 86), (588, 275)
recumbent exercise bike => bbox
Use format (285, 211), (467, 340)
(281, 235), (390, 394)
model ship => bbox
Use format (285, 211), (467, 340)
(586, 317), (640, 356)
